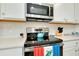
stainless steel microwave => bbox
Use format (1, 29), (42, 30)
(26, 3), (53, 22)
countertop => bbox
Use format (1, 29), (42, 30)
(0, 37), (26, 50)
(0, 37), (63, 50)
(56, 35), (79, 42)
(0, 35), (79, 50)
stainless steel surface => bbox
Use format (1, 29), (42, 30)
(32, 3), (53, 7)
(26, 27), (49, 33)
(25, 3), (53, 21)
(24, 43), (63, 52)
(26, 14), (53, 19)
(24, 47), (33, 52)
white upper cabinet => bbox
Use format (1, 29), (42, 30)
(0, 3), (25, 21)
(0, 48), (23, 56)
(0, 4), (1, 18)
(54, 3), (75, 22)
(74, 3), (79, 23)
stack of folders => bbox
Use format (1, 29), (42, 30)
(34, 44), (60, 56)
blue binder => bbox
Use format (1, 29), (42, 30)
(53, 44), (60, 56)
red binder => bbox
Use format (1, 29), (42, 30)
(34, 46), (44, 56)
(39, 47), (44, 56)
(34, 47), (39, 56)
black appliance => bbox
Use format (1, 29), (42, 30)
(27, 32), (48, 41)
(26, 3), (53, 22)
(57, 27), (63, 33)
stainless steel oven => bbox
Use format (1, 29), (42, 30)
(24, 27), (63, 56)
(24, 27), (49, 56)
(26, 27), (49, 42)
(24, 39), (63, 56)
(26, 3), (53, 22)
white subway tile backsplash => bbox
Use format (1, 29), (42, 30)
(0, 22), (77, 39)
(25, 22), (76, 35)
(0, 22), (26, 38)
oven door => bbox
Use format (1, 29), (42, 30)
(27, 3), (49, 16)
(24, 43), (63, 56)
(27, 33), (37, 41)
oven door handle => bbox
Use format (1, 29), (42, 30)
(25, 43), (63, 49)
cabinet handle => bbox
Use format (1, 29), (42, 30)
(2, 12), (5, 15)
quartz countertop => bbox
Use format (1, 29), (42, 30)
(56, 35), (79, 42)
(0, 35), (79, 50)
(0, 37), (26, 50)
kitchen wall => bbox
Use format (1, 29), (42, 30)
(0, 22), (76, 39)
(0, 22), (26, 39)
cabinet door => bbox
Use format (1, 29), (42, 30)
(63, 41), (76, 50)
(77, 48), (79, 56)
(54, 3), (75, 22)
(63, 41), (76, 56)
(0, 4), (1, 18)
(1, 3), (25, 21)
(63, 49), (75, 56)
(75, 3), (79, 23)
(76, 40), (79, 56)
(0, 48), (23, 56)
